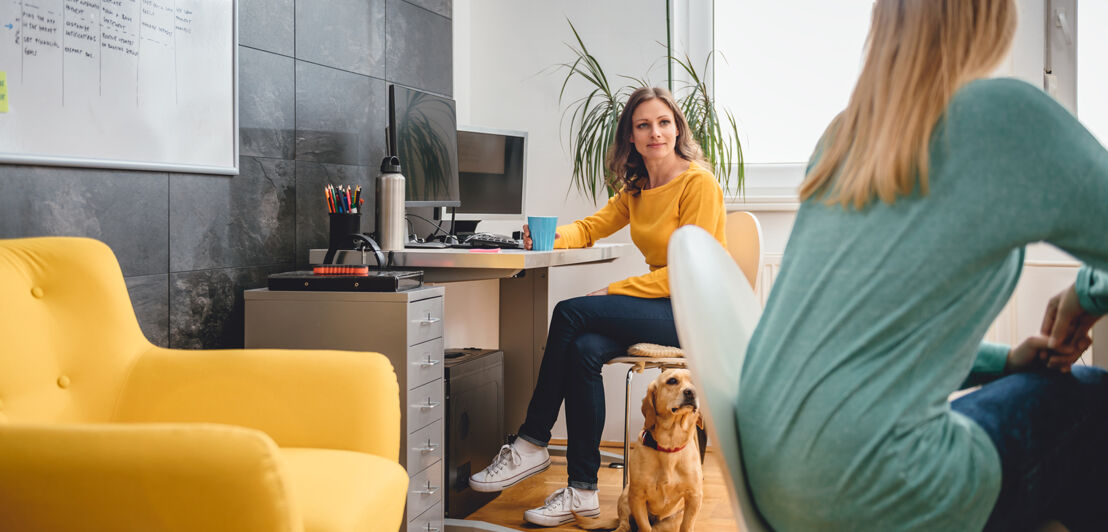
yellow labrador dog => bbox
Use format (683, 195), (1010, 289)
(576, 368), (704, 532)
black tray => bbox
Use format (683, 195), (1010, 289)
(267, 270), (423, 292)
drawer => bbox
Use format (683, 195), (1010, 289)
(409, 504), (443, 532)
(407, 296), (444, 346)
(408, 337), (444, 389)
(406, 418), (444, 473)
(408, 379), (444, 432)
(407, 460), (443, 520)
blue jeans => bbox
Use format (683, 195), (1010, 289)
(951, 366), (1108, 531)
(517, 295), (680, 490)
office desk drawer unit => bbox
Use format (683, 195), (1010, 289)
(244, 286), (445, 532)
(408, 418), (444, 473)
(409, 338), (445, 389)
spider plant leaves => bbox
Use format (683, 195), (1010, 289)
(671, 51), (745, 197)
(558, 20), (625, 202)
(558, 20), (744, 203)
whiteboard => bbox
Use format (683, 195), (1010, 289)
(0, 0), (237, 175)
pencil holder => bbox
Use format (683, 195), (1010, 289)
(323, 213), (362, 264)
(328, 213), (362, 249)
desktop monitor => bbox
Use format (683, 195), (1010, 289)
(449, 126), (527, 222)
(388, 84), (461, 208)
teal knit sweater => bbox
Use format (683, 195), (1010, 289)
(738, 78), (1108, 530)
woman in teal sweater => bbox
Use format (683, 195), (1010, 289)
(738, 0), (1108, 530)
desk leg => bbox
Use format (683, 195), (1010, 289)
(1093, 319), (1108, 370)
(499, 267), (549, 433)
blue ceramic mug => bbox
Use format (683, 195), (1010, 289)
(527, 216), (558, 251)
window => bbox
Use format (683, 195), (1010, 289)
(714, 1), (873, 166)
(1078, 1), (1108, 145)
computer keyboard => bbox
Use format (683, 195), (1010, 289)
(462, 233), (523, 249)
(405, 240), (448, 249)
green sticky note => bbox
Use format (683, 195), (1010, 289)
(0, 71), (7, 113)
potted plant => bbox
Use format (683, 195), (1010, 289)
(558, 20), (744, 202)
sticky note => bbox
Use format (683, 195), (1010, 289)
(0, 71), (7, 113)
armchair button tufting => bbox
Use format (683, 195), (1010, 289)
(31, 287), (44, 298)
(57, 376), (70, 389)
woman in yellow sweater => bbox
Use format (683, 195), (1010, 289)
(468, 87), (727, 526)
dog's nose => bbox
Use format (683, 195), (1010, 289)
(683, 389), (695, 399)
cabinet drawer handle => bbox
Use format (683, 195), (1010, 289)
(415, 316), (441, 326)
(413, 442), (440, 454)
(415, 358), (441, 368)
(413, 400), (441, 411)
(412, 483), (440, 496)
(424, 526), (439, 532)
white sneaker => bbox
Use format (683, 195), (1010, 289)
(523, 487), (600, 527)
(468, 442), (551, 492)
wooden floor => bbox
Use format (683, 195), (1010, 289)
(464, 445), (742, 531)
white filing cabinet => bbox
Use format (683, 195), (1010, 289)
(244, 286), (445, 532)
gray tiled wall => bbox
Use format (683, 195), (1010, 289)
(0, 0), (453, 349)
(386, 0), (453, 96)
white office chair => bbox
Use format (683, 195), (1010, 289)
(607, 212), (764, 486)
(669, 224), (772, 532)
(667, 226), (1075, 532)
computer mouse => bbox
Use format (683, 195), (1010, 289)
(443, 234), (459, 245)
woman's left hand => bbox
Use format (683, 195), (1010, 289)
(1005, 335), (1052, 374)
(586, 287), (609, 296)
(1006, 334), (1091, 374)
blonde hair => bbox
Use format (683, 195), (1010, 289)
(800, 0), (1017, 208)
(607, 87), (707, 197)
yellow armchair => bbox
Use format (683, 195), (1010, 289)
(0, 237), (408, 532)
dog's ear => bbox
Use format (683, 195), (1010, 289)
(696, 412), (705, 430)
(641, 380), (657, 431)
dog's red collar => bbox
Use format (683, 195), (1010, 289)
(639, 430), (687, 453)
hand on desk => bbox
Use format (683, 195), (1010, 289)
(586, 287), (609, 296)
(521, 224), (560, 251)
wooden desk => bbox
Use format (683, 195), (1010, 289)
(307, 244), (634, 433)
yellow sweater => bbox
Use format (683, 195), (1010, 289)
(554, 162), (727, 298)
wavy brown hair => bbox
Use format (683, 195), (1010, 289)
(606, 87), (707, 196)
(801, 0), (1017, 208)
